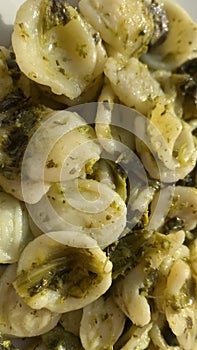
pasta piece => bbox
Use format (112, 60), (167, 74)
(153, 245), (190, 314)
(22, 110), (101, 184)
(89, 159), (128, 202)
(104, 56), (163, 115)
(41, 74), (104, 108)
(149, 184), (197, 232)
(95, 81), (119, 154)
(166, 186), (197, 231)
(12, 0), (107, 100)
(0, 106), (101, 203)
(177, 312), (197, 350)
(143, 0), (197, 70)
(188, 119), (197, 138)
(113, 231), (185, 326)
(172, 122), (197, 180)
(165, 260), (195, 334)
(160, 245), (190, 277)
(80, 294), (125, 349)
(190, 238), (197, 279)
(79, 0), (154, 57)
(0, 173), (51, 204)
(150, 321), (181, 350)
(149, 97), (197, 179)
(0, 0), (196, 347)
(115, 323), (152, 350)
(136, 99), (197, 182)
(95, 81), (136, 154)
(128, 186), (156, 229)
(27, 178), (127, 248)
(148, 97), (183, 169)
(0, 191), (32, 263)
(113, 263), (152, 326)
(0, 264), (60, 337)
(148, 185), (175, 232)
(60, 309), (83, 336)
(164, 259), (197, 349)
(13, 231), (112, 313)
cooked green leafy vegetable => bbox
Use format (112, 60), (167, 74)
(42, 325), (84, 350)
(0, 90), (48, 178)
(15, 252), (100, 299)
(107, 230), (148, 280)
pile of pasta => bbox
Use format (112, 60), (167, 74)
(0, 0), (197, 349)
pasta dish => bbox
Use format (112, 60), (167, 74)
(0, 0), (196, 349)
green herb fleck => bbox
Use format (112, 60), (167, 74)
(76, 43), (88, 58)
(44, 0), (72, 32)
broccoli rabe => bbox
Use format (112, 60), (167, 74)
(42, 325), (84, 349)
(0, 89), (48, 179)
(106, 230), (148, 280)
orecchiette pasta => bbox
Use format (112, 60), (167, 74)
(27, 178), (127, 248)
(13, 231), (112, 313)
(115, 323), (152, 350)
(143, 0), (197, 70)
(114, 263), (152, 326)
(0, 264), (60, 337)
(22, 110), (102, 184)
(12, 0), (107, 100)
(166, 186), (197, 231)
(136, 97), (197, 182)
(0, 0), (196, 348)
(165, 260), (195, 336)
(113, 231), (185, 326)
(150, 319), (181, 350)
(104, 56), (163, 115)
(190, 239), (197, 279)
(95, 81), (136, 154)
(80, 294), (125, 349)
(79, 0), (154, 57)
(0, 191), (32, 263)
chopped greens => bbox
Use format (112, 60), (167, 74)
(106, 231), (148, 280)
(0, 90), (47, 178)
(43, 0), (73, 32)
(42, 325), (83, 349)
(0, 0), (197, 348)
(14, 249), (102, 299)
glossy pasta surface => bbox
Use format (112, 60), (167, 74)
(0, 0), (197, 349)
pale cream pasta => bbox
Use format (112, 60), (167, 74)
(0, 0), (196, 349)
